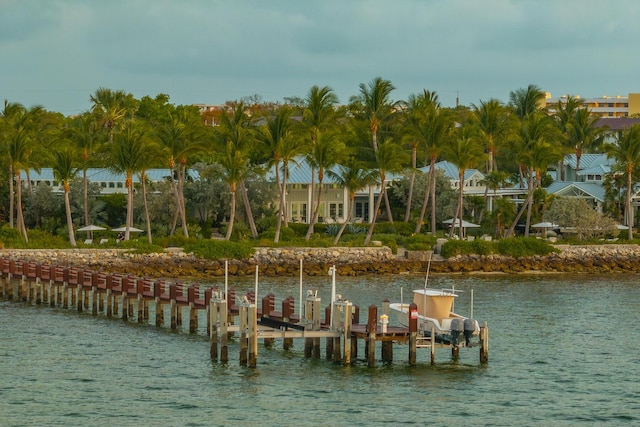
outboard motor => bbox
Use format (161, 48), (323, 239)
(464, 318), (477, 346)
(450, 318), (464, 347)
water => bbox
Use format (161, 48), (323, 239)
(1, 273), (639, 426)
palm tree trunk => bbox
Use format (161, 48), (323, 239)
(506, 170), (535, 238)
(404, 145), (417, 222)
(64, 187), (76, 247)
(15, 173), (28, 243)
(364, 184), (385, 246)
(274, 162), (283, 243)
(141, 174), (152, 244)
(383, 189), (393, 223)
(225, 190), (236, 240)
(239, 182), (258, 238)
(430, 158), (438, 236)
(305, 176), (324, 241)
(333, 193), (354, 245)
(178, 166), (189, 237)
(415, 158), (435, 234)
(9, 165), (14, 228)
(627, 171), (633, 240)
(83, 168), (91, 240)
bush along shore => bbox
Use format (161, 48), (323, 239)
(2, 244), (640, 278)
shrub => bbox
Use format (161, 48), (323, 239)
(183, 240), (254, 260)
(495, 237), (558, 257)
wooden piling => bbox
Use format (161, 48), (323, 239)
(367, 305), (377, 368)
(239, 304), (248, 366)
(220, 298), (229, 363)
(248, 304), (258, 368)
(408, 302), (417, 366)
(480, 321), (489, 363)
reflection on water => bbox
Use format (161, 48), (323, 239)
(1, 273), (639, 426)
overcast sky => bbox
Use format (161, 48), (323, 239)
(1, 0), (638, 115)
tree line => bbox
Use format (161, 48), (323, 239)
(2, 80), (639, 247)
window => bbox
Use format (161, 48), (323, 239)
(329, 203), (343, 219)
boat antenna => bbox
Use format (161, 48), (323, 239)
(424, 252), (432, 290)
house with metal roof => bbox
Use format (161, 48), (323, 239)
(20, 168), (196, 195)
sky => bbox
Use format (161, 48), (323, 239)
(1, 0), (638, 116)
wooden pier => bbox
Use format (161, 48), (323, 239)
(0, 257), (488, 367)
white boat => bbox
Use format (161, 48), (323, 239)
(389, 288), (480, 346)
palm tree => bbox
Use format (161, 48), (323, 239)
(363, 139), (409, 245)
(90, 87), (135, 143)
(304, 131), (346, 241)
(51, 145), (80, 247)
(212, 103), (257, 240)
(67, 112), (102, 238)
(471, 99), (514, 221)
(444, 123), (486, 238)
(1, 102), (49, 242)
(414, 105), (455, 235)
(301, 86), (339, 230)
(505, 112), (562, 237)
(567, 107), (607, 174)
(553, 95), (583, 181)
(111, 120), (156, 241)
(350, 77), (399, 221)
(257, 105), (301, 243)
(606, 124), (640, 239)
(156, 107), (207, 237)
(401, 90), (439, 222)
(326, 157), (377, 244)
(509, 84), (546, 120)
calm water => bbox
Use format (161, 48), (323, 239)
(1, 273), (639, 426)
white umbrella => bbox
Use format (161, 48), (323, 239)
(443, 218), (480, 228)
(77, 225), (106, 231)
(531, 222), (559, 228)
(617, 224), (629, 230)
(112, 226), (144, 233)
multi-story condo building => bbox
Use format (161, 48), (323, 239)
(546, 93), (640, 117)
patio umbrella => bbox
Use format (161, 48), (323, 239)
(77, 225), (106, 231)
(442, 218), (480, 238)
(531, 222), (559, 228)
(442, 218), (480, 228)
(112, 226), (144, 232)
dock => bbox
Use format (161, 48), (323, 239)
(0, 257), (489, 367)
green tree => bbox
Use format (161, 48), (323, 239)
(401, 90), (440, 222)
(606, 124), (640, 239)
(326, 156), (377, 244)
(51, 144), (80, 246)
(443, 122), (486, 238)
(156, 106), (207, 237)
(90, 87), (136, 143)
(552, 95), (583, 181)
(350, 77), (399, 222)
(66, 112), (102, 238)
(111, 120), (157, 240)
(567, 107), (607, 173)
(506, 112), (562, 237)
(364, 139), (409, 245)
(257, 105), (302, 242)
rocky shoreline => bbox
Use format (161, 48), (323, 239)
(3, 244), (640, 278)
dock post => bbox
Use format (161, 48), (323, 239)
(220, 298), (229, 363)
(408, 303), (417, 366)
(312, 296), (321, 359)
(325, 305), (333, 360)
(210, 297), (219, 360)
(430, 325), (435, 365)
(366, 305), (377, 368)
(480, 321), (489, 364)
(304, 294), (313, 358)
(239, 303), (248, 366)
(343, 303), (353, 365)
(170, 284), (177, 329)
(155, 280), (164, 327)
(332, 302), (342, 362)
(248, 304), (258, 368)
